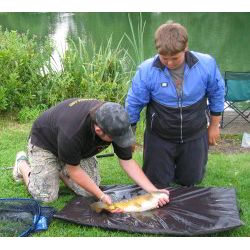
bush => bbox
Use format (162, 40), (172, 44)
(0, 27), (53, 113)
(17, 104), (48, 123)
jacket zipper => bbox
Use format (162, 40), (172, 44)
(178, 89), (183, 143)
(163, 69), (184, 143)
(161, 60), (198, 143)
(151, 112), (156, 129)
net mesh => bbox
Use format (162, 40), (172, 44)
(0, 198), (55, 237)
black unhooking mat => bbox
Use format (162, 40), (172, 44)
(54, 185), (244, 236)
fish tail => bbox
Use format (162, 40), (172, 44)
(90, 201), (106, 213)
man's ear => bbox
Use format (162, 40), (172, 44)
(94, 124), (103, 136)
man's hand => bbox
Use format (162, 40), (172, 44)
(100, 193), (113, 205)
(110, 208), (124, 213)
(208, 124), (220, 145)
(156, 189), (170, 207)
(100, 194), (124, 213)
(208, 115), (221, 145)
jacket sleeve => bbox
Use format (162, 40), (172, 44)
(125, 64), (151, 124)
(206, 58), (225, 115)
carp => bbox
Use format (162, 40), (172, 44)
(90, 191), (169, 213)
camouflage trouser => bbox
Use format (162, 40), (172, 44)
(27, 139), (100, 202)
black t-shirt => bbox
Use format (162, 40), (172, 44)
(30, 98), (132, 165)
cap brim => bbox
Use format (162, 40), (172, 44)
(112, 126), (136, 148)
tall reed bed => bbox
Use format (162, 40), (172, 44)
(46, 35), (134, 106)
(125, 13), (146, 67)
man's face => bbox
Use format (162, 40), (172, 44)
(159, 51), (186, 70)
(99, 133), (113, 142)
(94, 125), (113, 142)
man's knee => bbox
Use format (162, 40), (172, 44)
(176, 173), (204, 186)
(28, 172), (60, 202)
(28, 187), (58, 202)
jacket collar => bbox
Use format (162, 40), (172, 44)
(153, 51), (199, 69)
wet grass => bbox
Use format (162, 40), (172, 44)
(0, 118), (249, 237)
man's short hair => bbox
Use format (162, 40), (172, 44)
(154, 21), (188, 55)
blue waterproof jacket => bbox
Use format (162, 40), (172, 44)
(126, 51), (225, 143)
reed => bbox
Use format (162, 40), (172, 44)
(124, 13), (146, 67)
(46, 34), (134, 105)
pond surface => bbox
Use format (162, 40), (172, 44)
(0, 12), (250, 72)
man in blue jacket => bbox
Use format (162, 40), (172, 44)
(126, 21), (225, 188)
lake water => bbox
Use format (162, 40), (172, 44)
(0, 12), (250, 72)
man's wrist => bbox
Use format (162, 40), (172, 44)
(210, 123), (221, 128)
(99, 193), (106, 201)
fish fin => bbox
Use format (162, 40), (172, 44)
(90, 201), (106, 213)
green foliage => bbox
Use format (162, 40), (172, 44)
(0, 28), (135, 113)
(0, 27), (53, 113)
(0, 14), (147, 114)
(17, 104), (47, 123)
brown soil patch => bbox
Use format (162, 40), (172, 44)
(209, 136), (250, 154)
(134, 136), (250, 154)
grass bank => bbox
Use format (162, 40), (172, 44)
(0, 118), (249, 236)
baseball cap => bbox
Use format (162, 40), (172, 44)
(95, 102), (136, 148)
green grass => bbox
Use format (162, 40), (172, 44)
(0, 117), (249, 237)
